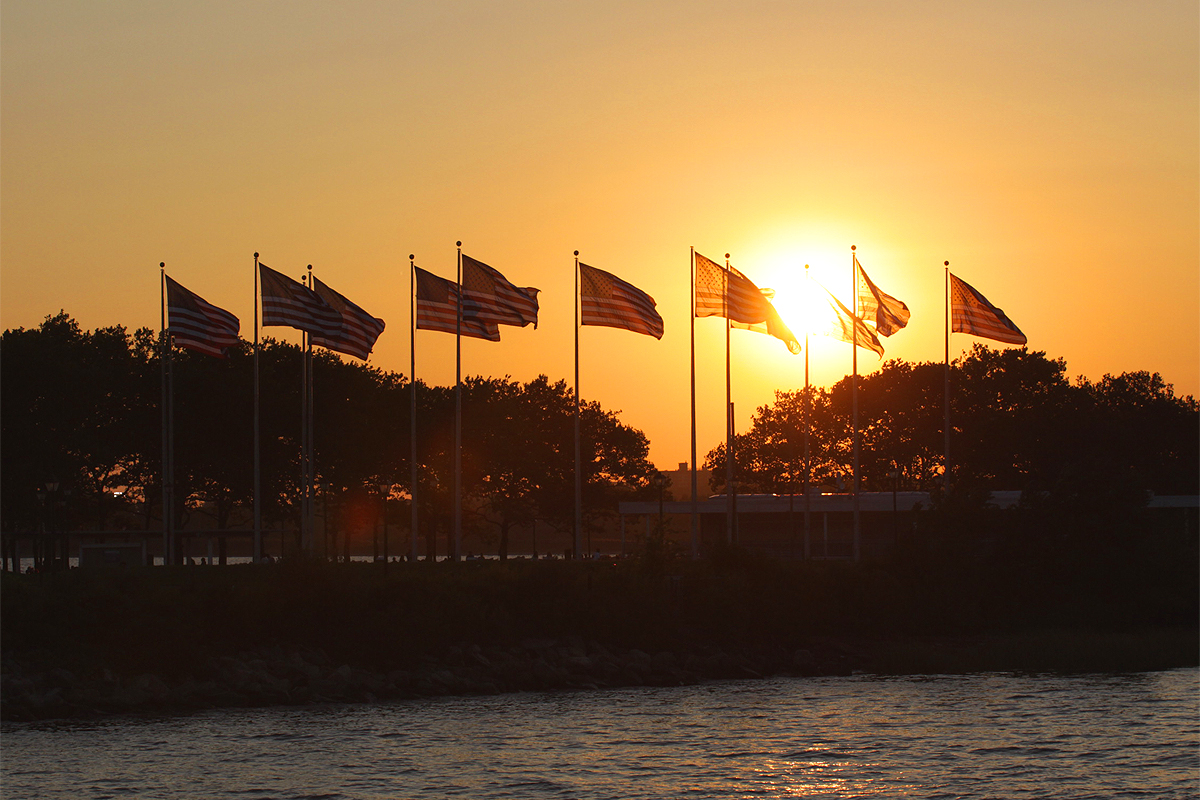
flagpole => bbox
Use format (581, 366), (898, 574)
(851, 246), (860, 563)
(804, 263), (811, 561)
(409, 254), (419, 563)
(944, 260), (951, 497)
(160, 262), (169, 566)
(253, 253), (262, 564)
(454, 241), (462, 563)
(300, 272), (309, 558)
(724, 254), (734, 545)
(573, 251), (583, 560)
(689, 247), (698, 560)
(304, 266), (314, 561)
(307, 264), (316, 558)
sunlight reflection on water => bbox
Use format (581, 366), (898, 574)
(2, 669), (1197, 799)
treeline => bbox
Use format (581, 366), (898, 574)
(4, 315), (1197, 552)
(705, 344), (1198, 501)
(1, 313), (658, 556)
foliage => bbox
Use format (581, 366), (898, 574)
(706, 344), (1199, 498)
(1, 315), (658, 550)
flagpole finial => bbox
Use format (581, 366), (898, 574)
(254, 252), (259, 259)
(409, 254), (414, 261)
(456, 241), (462, 248)
(851, 245), (856, 251)
(574, 250), (579, 256)
(944, 261), (949, 266)
(160, 262), (165, 268)
(725, 253), (730, 259)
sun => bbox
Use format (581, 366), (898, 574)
(740, 246), (852, 339)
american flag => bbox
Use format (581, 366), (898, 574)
(694, 252), (800, 353)
(165, 275), (240, 358)
(460, 254), (539, 328)
(579, 263), (664, 339)
(855, 256), (911, 337)
(950, 273), (1026, 345)
(414, 266), (500, 342)
(310, 276), (386, 360)
(259, 263), (342, 337)
(815, 282), (885, 358)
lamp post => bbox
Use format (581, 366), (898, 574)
(35, 487), (47, 572)
(653, 471), (667, 550)
(378, 480), (390, 572)
(36, 481), (67, 571)
(887, 469), (900, 549)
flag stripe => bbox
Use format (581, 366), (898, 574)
(414, 266), (501, 342)
(694, 252), (800, 353)
(816, 282), (885, 357)
(579, 263), (664, 339)
(855, 256), (911, 337)
(950, 273), (1027, 345)
(310, 276), (386, 360)
(259, 263), (343, 336)
(461, 254), (540, 328)
(165, 275), (240, 358)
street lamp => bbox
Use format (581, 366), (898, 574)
(887, 469), (900, 548)
(654, 471), (667, 531)
(378, 481), (390, 570)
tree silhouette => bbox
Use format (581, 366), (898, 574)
(706, 344), (1198, 501)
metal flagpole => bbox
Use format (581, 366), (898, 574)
(851, 246), (860, 563)
(944, 260), (951, 497)
(410, 255), (419, 562)
(306, 264), (316, 558)
(304, 266), (314, 554)
(295, 272), (304, 554)
(724, 253), (734, 545)
(160, 262), (170, 566)
(168, 289), (176, 565)
(253, 253), (262, 564)
(689, 247), (698, 560)
(804, 263), (811, 561)
(454, 242), (462, 562)
(576, 247), (585, 561)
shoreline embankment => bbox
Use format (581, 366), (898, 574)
(3, 549), (1196, 721)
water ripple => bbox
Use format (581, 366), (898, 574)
(2, 668), (1196, 800)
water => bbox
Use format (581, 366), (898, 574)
(3, 669), (1196, 799)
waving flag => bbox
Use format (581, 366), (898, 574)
(310, 277), (386, 360)
(950, 273), (1026, 345)
(166, 276), (240, 358)
(461, 254), (540, 328)
(855, 256), (910, 337)
(579, 263), (664, 339)
(259, 264), (342, 336)
(816, 282), (884, 358)
(414, 266), (500, 342)
(694, 252), (799, 353)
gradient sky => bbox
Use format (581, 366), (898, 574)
(3, 0), (1197, 469)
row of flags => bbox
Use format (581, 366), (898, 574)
(164, 250), (1026, 361)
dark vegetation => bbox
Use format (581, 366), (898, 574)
(3, 314), (1196, 550)
(3, 520), (1195, 719)
(1, 313), (658, 556)
(2, 312), (1197, 719)
(706, 345), (1198, 499)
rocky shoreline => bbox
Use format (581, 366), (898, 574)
(1, 638), (856, 722)
(5, 552), (1195, 722)
(6, 627), (1197, 723)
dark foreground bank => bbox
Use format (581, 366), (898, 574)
(3, 545), (1196, 721)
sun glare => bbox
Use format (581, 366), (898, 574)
(740, 243), (854, 338)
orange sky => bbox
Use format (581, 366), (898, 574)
(3, 1), (1197, 469)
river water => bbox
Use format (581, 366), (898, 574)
(3, 669), (1196, 799)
